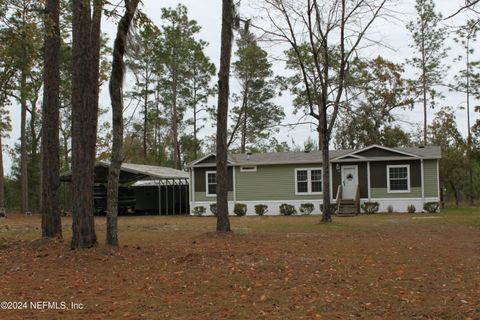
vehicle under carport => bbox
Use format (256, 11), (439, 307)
(60, 162), (189, 215)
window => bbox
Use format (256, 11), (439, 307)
(387, 165), (410, 193)
(206, 171), (217, 196)
(295, 168), (322, 194)
(240, 166), (257, 172)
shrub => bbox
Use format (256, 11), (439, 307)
(279, 203), (296, 216)
(192, 206), (206, 216)
(299, 203), (315, 215)
(254, 204), (268, 216)
(387, 205), (394, 214)
(234, 203), (247, 216)
(320, 203), (337, 214)
(423, 202), (439, 213)
(407, 204), (416, 213)
(361, 201), (379, 214)
(209, 203), (217, 216)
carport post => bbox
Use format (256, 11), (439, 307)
(166, 180), (169, 216)
(179, 179), (182, 214)
(173, 179), (176, 215)
(158, 180), (162, 216)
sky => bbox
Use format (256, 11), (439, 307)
(4, 0), (479, 174)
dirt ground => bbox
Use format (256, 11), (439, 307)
(0, 209), (479, 319)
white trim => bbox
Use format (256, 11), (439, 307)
(340, 165), (358, 199)
(370, 197), (439, 201)
(294, 168), (323, 195)
(333, 156), (423, 163)
(437, 160), (440, 200)
(205, 171), (217, 197)
(240, 165), (257, 172)
(367, 161), (371, 201)
(420, 159), (425, 206)
(192, 163), (235, 168)
(190, 168), (194, 202)
(233, 166), (237, 203)
(387, 164), (411, 193)
(189, 153), (234, 167)
(329, 162), (333, 200)
(332, 144), (421, 161)
(189, 153), (215, 167)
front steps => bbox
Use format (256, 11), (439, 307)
(336, 199), (359, 216)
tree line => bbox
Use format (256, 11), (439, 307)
(0, 0), (478, 245)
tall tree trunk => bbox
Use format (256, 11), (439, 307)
(41, 0), (61, 238)
(466, 39), (473, 205)
(0, 134), (4, 208)
(193, 102), (198, 160)
(143, 66), (148, 159)
(216, 0), (234, 232)
(240, 83), (249, 154)
(450, 181), (459, 208)
(29, 99), (40, 211)
(20, 69), (28, 214)
(421, 24), (427, 146)
(192, 81), (198, 160)
(172, 73), (181, 169)
(320, 121), (332, 223)
(227, 84), (248, 150)
(107, 0), (139, 246)
(71, 0), (102, 249)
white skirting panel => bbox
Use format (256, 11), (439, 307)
(190, 200), (325, 216)
(369, 198), (440, 213)
(189, 197), (441, 216)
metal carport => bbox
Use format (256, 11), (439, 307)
(60, 161), (189, 215)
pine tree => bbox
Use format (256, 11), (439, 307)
(41, 0), (62, 238)
(70, 0), (103, 249)
(407, 0), (448, 145)
(228, 28), (284, 153)
(216, 0), (234, 232)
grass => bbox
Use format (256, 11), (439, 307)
(1, 208), (480, 319)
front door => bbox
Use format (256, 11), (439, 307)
(341, 165), (358, 199)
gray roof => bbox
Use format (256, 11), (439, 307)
(119, 162), (189, 179)
(60, 161), (188, 183)
(392, 146), (442, 158)
(191, 145), (441, 167)
(229, 149), (352, 165)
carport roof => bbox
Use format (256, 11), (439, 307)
(60, 161), (189, 184)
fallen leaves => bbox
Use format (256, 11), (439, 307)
(0, 213), (480, 319)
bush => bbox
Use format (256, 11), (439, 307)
(423, 202), (439, 213)
(209, 203), (217, 216)
(361, 201), (379, 214)
(320, 203), (337, 214)
(234, 203), (247, 216)
(299, 203), (315, 215)
(387, 205), (394, 214)
(407, 204), (416, 213)
(279, 203), (296, 216)
(254, 204), (268, 216)
(192, 206), (206, 216)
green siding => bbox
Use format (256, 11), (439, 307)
(235, 164), (324, 201)
(371, 187), (422, 198)
(424, 160), (439, 197)
(194, 192), (233, 202)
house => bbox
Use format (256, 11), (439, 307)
(188, 145), (441, 215)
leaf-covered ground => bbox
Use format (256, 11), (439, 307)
(1, 209), (480, 319)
